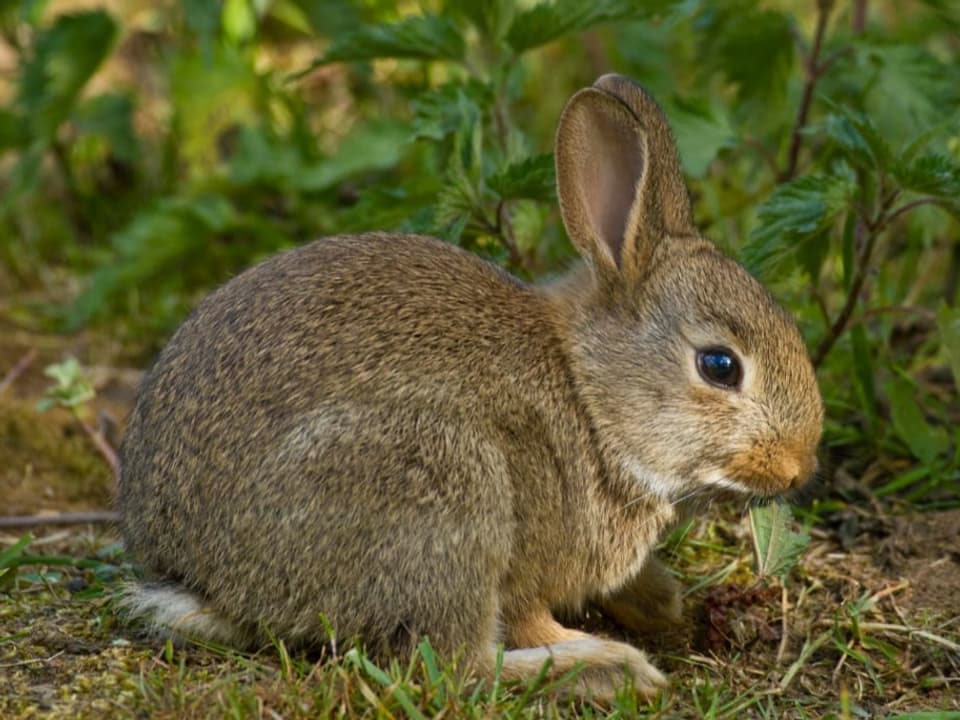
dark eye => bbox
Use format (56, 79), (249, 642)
(696, 347), (742, 389)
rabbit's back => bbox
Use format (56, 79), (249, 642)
(119, 233), (567, 650)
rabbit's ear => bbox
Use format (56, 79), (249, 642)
(555, 74), (695, 284)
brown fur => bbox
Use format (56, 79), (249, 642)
(118, 75), (823, 702)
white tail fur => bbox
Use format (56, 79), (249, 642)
(116, 582), (249, 647)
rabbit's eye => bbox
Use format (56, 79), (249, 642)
(696, 348), (742, 389)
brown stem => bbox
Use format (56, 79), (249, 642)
(780, 0), (836, 182)
(0, 511), (118, 529)
(0, 349), (37, 396)
(812, 219), (879, 367)
(883, 197), (952, 227)
(80, 420), (121, 482)
(852, 0), (868, 34)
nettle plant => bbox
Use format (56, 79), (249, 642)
(304, 0), (960, 501)
(2, 0), (958, 501)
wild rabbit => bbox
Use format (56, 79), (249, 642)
(118, 74), (823, 701)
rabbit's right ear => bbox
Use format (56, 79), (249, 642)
(555, 76), (695, 286)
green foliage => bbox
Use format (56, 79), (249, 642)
(1, 0), (958, 507)
(35, 357), (94, 414)
(749, 503), (810, 583)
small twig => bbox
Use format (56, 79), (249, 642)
(884, 197), (953, 227)
(780, 0), (836, 181)
(80, 420), (121, 482)
(779, 629), (832, 691)
(776, 584), (790, 664)
(0, 650), (65, 669)
(0, 511), (119, 529)
(0, 349), (36, 395)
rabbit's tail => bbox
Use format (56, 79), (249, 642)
(116, 581), (251, 648)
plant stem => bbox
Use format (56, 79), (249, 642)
(812, 219), (879, 367)
(780, 0), (836, 181)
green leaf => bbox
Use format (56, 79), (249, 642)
(311, 14), (465, 65)
(0, 108), (25, 152)
(936, 303), (960, 391)
(72, 93), (140, 164)
(69, 195), (239, 327)
(488, 154), (556, 202)
(850, 324), (878, 432)
(222, 0), (257, 44)
(449, 0), (515, 42)
(506, 0), (673, 54)
(36, 357), (95, 412)
(743, 173), (855, 278)
(666, 97), (736, 178)
(695, 4), (795, 109)
(749, 502), (810, 581)
(821, 107), (893, 171)
(884, 376), (949, 465)
(859, 43), (960, 137)
(410, 81), (491, 143)
(894, 153), (960, 200)
(18, 10), (118, 141)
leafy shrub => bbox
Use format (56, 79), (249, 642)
(1, 0), (958, 501)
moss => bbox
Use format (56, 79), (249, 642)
(0, 397), (112, 514)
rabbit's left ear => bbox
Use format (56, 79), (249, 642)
(555, 74), (695, 285)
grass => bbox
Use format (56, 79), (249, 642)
(2, 505), (959, 719)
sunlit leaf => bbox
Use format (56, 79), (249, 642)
(311, 14), (465, 65)
(884, 376), (949, 465)
(750, 502), (810, 581)
(506, 0), (674, 54)
(18, 11), (117, 141)
(743, 173), (855, 278)
(488, 154), (555, 202)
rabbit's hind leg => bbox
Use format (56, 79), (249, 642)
(598, 555), (683, 636)
(494, 606), (666, 702)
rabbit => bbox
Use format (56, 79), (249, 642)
(117, 74), (823, 702)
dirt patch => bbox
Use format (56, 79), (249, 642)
(877, 509), (960, 617)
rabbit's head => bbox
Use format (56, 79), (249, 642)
(554, 75), (823, 501)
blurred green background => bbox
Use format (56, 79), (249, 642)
(1, 0), (958, 509)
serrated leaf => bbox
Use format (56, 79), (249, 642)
(311, 14), (465, 65)
(695, 4), (795, 108)
(821, 107), (893, 171)
(295, 119), (409, 192)
(749, 502), (810, 581)
(894, 153), (960, 199)
(884, 376), (949, 465)
(18, 11), (118, 141)
(666, 97), (735, 178)
(743, 173), (855, 278)
(506, 0), (673, 54)
(488, 154), (556, 202)
(860, 44), (960, 137)
(69, 195), (238, 327)
(449, 0), (515, 42)
(410, 81), (491, 143)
